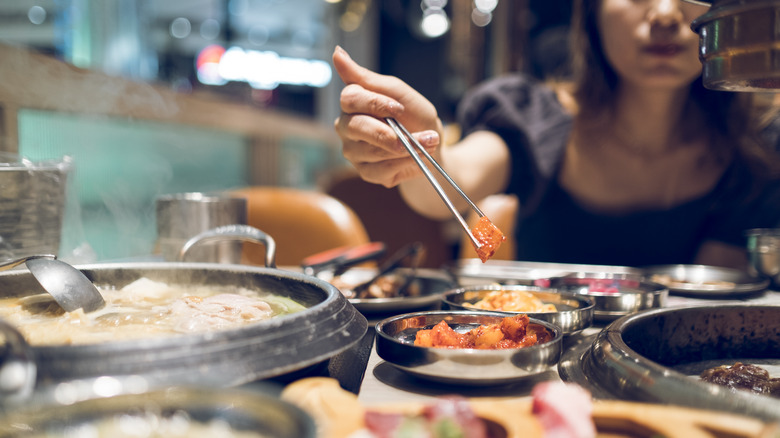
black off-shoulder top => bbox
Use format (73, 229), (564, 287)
(457, 74), (780, 266)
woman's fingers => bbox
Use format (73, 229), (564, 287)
(340, 83), (404, 120)
(333, 46), (438, 131)
(332, 45), (444, 188)
(336, 113), (441, 158)
(350, 154), (424, 188)
(333, 46), (411, 98)
(336, 115), (441, 188)
(336, 112), (404, 154)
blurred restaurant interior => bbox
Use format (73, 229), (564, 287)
(5, 2), (780, 431)
(0, 0), (570, 266)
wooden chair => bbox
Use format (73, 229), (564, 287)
(459, 194), (518, 261)
(230, 186), (371, 267)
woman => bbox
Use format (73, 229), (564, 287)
(332, 0), (780, 269)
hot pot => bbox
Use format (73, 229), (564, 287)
(0, 378), (317, 438)
(0, 260), (368, 388)
(559, 304), (780, 422)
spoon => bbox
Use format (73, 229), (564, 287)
(0, 255), (105, 313)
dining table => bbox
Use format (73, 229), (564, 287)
(308, 284), (780, 407)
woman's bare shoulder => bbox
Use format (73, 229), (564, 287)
(548, 80), (578, 115)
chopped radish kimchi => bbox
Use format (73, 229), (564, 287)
(471, 216), (506, 262)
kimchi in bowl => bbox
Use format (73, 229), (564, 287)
(375, 310), (562, 385)
(548, 273), (668, 322)
(441, 284), (594, 335)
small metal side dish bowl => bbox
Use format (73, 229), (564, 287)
(448, 259), (641, 286)
(440, 285), (594, 336)
(325, 267), (457, 315)
(746, 228), (780, 288)
(548, 273), (668, 322)
(375, 310), (562, 385)
(642, 264), (769, 297)
(0, 379), (316, 438)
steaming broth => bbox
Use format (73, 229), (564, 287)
(0, 277), (307, 346)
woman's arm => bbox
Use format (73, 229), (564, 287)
(332, 46), (511, 220)
(399, 130), (511, 220)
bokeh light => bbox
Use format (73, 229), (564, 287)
(474, 0), (498, 13)
(200, 19), (221, 40)
(421, 8), (450, 38)
(471, 8), (492, 27)
(28, 6), (46, 25)
(170, 17), (192, 39)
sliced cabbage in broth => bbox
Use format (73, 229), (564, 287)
(0, 277), (307, 346)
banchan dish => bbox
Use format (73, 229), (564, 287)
(642, 264), (769, 297)
(324, 267), (456, 315)
(548, 273), (667, 322)
(449, 259), (642, 286)
(440, 285), (594, 335)
(375, 310), (562, 385)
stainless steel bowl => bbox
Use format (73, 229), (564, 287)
(642, 264), (769, 297)
(375, 310), (562, 385)
(440, 285), (594, 335)
(447, 259), (642, 286)
(323, 267), (457, 315)
(548, 273), (668, 322)
(746, 228), (780, 288)
(0, 380), (316, 437)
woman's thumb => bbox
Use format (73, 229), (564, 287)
(332, 45), (370, 86)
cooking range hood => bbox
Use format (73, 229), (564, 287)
(686, 0), (780, 91)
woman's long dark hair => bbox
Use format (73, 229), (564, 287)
(568, 0), (780, 180)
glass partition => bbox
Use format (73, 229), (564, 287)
(18, 108), (249, 261)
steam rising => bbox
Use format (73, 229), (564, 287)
(5, 44), (248, 261)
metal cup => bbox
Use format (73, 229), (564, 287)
(155, 192), (247, 263)
(0, 154), (72, 260)
(746, 228), (780, 288)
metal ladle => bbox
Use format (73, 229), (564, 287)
(0, 255), (105, 313)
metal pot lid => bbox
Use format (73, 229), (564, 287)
(0, 262), (367, 388)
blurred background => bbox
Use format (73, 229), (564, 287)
(0, 0), (573, 124)
(0, 0), (572, 265)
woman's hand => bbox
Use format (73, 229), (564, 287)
(332, 46), (444, 188)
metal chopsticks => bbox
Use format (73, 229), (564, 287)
(385, 117), (484, 248)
